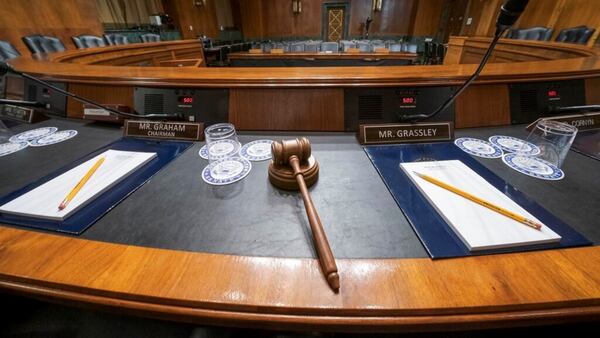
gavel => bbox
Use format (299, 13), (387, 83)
(269, 137), (340, 291)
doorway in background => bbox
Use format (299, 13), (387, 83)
(322, 2), (350, 41)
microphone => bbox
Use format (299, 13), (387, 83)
(497, 0), (530, 31)
(0, 61), (183, 120)
(399, 0), (529, 123)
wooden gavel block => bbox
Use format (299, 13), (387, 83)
(268, 137), (340, 291)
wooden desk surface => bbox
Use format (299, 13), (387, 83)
(0, 120), (599, 332)
(6, 37), (600, 88)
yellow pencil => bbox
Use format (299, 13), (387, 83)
(58, 155), (106, 210)
(413, 171), (542, 231)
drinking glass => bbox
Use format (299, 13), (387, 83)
(204, 123), (240, 163)
(520, 119), (578, 168)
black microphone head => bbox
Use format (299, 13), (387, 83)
(497, 0), (529, 30)
(0, 61), (14, 76)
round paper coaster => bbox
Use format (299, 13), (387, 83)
(502, 153), (564, 180)
(489, 135), (540, 156)
(454, 137), (503, 158)
(9, 127), (57, 143)
(199, 139), (240, 160)
(240, 139), (273, 161)
(29, 130), (78, 147)
(0, 141), (28, 157)
(198, 145), (209, 159)
(202, 157), (252, 185)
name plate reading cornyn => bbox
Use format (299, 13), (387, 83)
(124, 120), (204, 141)
(527, 112), (600, 132)
(358, 122), (454, 145)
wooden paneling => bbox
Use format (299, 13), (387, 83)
(584, 77), (600, 105)
(66, 84), (134, 119)
(229, 88), (344, 131)
(460, 0), (503, 37)
(0, 0), (103, 55)
(455, 84), (510, 128)
(412, 0), (445, 36)
(349, 0), (417, 37)
(233, 0), (443, 40)
(163, 0), (220, 39)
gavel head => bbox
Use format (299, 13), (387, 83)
(271, 137), (311, 166)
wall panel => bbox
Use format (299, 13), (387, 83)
(0, 0), (103, 55)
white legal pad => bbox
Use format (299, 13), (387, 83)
(400, 160), (561, 251)
(0, 150), (157, 221)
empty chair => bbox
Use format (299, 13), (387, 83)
(320, 41), (339, 52)
(436, 43), (446, 63)
(22, 34), (66, 53)
(103, 33), (129, 46)
(357, 41), (372, 52)
(290, 42), (305, 52)
(555, 25), (596, 44)
(71, 35), (106, 49)
(261, 42), (272, 53)
(140, 33), (161, 43)
(506, 26), (553, 41)
(304, 42), (319, 52)
(340, 40), (355, 52)
(423, 41), (433, 64)
(0, 40), (20, 61)
(406, 43), (418, 53)
(389, 43), (402, 52)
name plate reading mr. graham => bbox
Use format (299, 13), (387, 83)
(358, 122), (453, 145)
(124, 120), (204, 141)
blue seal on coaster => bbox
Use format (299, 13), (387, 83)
(9, 127), (57, 143)
(489, 135), (540, 155)
(198, 145), (209, 159)
(454, 137), (502, 158)
(502, 153), (564, 180)
(202, 157), (252, 185)
(240, 139), (273, 161)
(0, 141), (28, 157)
(29, 130), (78, 147)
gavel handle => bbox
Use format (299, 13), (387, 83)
(288, 155), (340, 291)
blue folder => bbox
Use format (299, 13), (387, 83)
(364, 142), (591, 259)
(0, 137), (192, 234)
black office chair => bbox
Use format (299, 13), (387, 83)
(555, 25), (596, 44)
(22, 34), (66, 53)
(0, 40), (20, 61)
(506, 26), (554, 41)
(436, 43), (446, 64)
(71, 35), (106, 49)
(140, 33), (161, 43)
(103, 33), (129, 46)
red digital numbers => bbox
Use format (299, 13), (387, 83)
(547, 90), (558, 98)
(181, 97), (193, 104)
(402, 97), (415, 104)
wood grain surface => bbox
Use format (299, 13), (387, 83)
(8, 38), (600, 89)
(0, 225), (598, 331)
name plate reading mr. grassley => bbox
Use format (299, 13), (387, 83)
(358, 122), (453, 145)
(124, 120), (203, 141)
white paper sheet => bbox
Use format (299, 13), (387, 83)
(0, 150), (157, 221)
(400, 160), (561, 251)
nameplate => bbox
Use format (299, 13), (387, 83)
(527, 112), (600, 131)
(358, 122), (454, 145)
(124, 120), (203, 141)
(0, 104), (45, 123)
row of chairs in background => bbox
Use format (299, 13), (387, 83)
(506, 25), (596, 43)
(422, 41), (446, 65)
(256, 40), (418, 53)
(0, 33), (163, 60)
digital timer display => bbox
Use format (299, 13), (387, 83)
(547, 90), (558, 98)
(402, 97), (415, 104)
(178, 96), (194, 104)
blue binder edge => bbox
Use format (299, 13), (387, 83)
(0, 137), (193, 235)
(364, 142), (592, 259)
